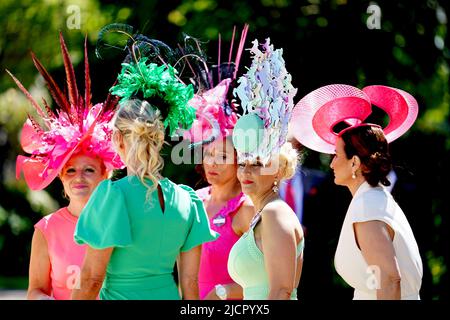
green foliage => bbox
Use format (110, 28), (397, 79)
(0, 276), (28, 289)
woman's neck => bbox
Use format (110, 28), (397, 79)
(251, 188), (280, 214)
(67, 200), (87, 218)
(347, 177), (366, 197)
(210, 179), (242, 203)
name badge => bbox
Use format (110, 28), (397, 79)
(213, 215), (226, 227)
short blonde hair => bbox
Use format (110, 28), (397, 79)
(277, 142), (299, 181)
(113, 99), (165, 199)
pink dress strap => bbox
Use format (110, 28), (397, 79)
(197, 186), (247, 299)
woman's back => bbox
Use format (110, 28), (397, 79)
(75, 176), (217, 299)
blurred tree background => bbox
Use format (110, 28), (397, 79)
(0, 0), (448, 299)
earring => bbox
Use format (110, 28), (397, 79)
(352, 172), (356, 179)
(272, 180), (279, 193)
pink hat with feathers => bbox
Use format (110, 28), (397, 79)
(7, 33), (124, 190)
(186, 24), (249, 147)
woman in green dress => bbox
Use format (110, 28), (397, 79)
(71, 32), (219, 299)
(72, 98), (218, 300)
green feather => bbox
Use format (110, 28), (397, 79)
(110, 58), (195, 136)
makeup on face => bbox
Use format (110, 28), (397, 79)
(61, 155), (105, 200)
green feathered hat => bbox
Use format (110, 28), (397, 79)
(97, 23), (197, 137)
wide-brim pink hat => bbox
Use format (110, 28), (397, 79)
(290, 84), (418, 154)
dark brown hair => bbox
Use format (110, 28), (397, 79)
(340, 125), (392, 187)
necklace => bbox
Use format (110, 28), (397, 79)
(250, 197), (280, 228)
(249, 208), (263, 228)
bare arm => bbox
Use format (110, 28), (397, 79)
(261, 208), (298, 300)
(71, 246), (113, 300)
(27, 229), (53, 300)
(178, 245), (201, 300)
(354, 220), (401, 300)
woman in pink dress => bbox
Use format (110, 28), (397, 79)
(30, 154), (108, 300)
(197, 136), (255, 300)
(187, 25), (255, 300)
(8, 34), (122, 300)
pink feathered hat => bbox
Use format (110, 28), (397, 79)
(7, 33), (124, 190)
(186, 24), (249, 147)
(290, 84), (418, 154)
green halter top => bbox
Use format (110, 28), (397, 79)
(227, 206), (305, 300)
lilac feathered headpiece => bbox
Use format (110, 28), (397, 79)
(232, 38), (297, 165)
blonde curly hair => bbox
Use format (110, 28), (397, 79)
(277, 142), (300, 181)
(113, 99), (165, 200)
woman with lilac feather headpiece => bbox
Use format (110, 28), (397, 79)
(227, 38), (305, 300)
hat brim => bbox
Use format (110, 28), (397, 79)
(290, 84), (371, 154)
(362, 85), (418, 143)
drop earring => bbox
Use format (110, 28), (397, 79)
(272, 180), (279, 193)
(352, 172), (356, 179)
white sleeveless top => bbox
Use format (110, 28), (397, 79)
(334, 182), (423, 300)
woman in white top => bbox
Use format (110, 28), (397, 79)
(331, 124), (422, 300)
(291, 84), (423, 300)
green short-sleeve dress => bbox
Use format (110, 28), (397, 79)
(74, 176), (219, 300)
